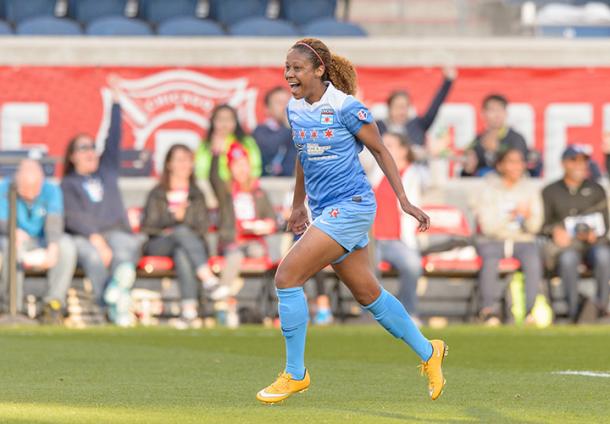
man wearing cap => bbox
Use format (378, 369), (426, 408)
(541, 145), (610, 322)
(0, 159), (77, 323)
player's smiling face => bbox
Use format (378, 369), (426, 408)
(285, 49), (325, 102)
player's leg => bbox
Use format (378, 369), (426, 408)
(331, 248), (432, 359)
(332, 248), (448, 400)
(257, 225), (345, 403)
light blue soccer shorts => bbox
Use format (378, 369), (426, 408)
(311, 196), (377, 264)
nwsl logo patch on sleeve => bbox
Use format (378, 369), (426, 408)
(320, 108), (334, 125)
(357, 109), (368, 121)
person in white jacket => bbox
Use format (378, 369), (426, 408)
(372, 132), (424, 323)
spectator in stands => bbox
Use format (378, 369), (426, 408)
(372, 132), (424, 325)
(140, 144), (228, 328)
(209, 142), (277, 302)
(195, 104), (262, 181)
(473, 148), (543, 325)
(461, 94), (538, 177)
(541, 145), (610, 322)
(253, 87), (297, 177)
(61, 90), (141, 327)
(376, 67), (456, 148)
(0, 159), (77, 323)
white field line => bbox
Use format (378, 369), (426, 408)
(552, 371), (610, 378)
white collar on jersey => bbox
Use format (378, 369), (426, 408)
(301, 81), (333, 108)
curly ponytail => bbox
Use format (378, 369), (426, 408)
(291, 38), (358, 96)
(327, 54), (357, 96)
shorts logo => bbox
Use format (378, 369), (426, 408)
(329, 208), (340, 218)
(320, 108), (334, 125)
(357, 109), (368, 121)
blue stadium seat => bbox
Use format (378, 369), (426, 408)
(140, 0), (199, 24)
(72, 0), (128, 24)
(279, 0), (336, 26)
(209, 0), (268, 26)
(157, 17), (224, 36)
(86, 16), (152, 36)
(6, 0), (57, 23)
(17, 16), (82, 36)
(229, 17), (298, 36)
(302, 18), (366, 37)
(0, 20), (12, 35)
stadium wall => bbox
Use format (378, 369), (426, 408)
(1, 37), (610, 181)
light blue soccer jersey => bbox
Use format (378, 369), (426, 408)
(287, 82), (375, 217)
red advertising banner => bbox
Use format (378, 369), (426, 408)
(0, 66), (609, 179)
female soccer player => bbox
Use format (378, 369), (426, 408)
(256, 38), (448, 404)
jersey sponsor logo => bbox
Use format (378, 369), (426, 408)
(329, 208), (340, 218)
(357, 109), (368, 121)
(306, 143), (331, 156)
(320, 108), (334, 125)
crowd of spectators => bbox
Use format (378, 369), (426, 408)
(1, 76), (610, 327)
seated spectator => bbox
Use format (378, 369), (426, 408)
(0, 159), (77, 323)
(472, 148), (543, 325)
(140, 144), (228, 328)
(376, 67), (456, 148)
(541, 145), (610, 322)
(253, 87), (296, 177)
(195, 104), (262, 181)
(371, 132), (424, 325)
(61, 90), (141, 327)
(209, 142), (277, 306)
(461, 94), (539, 177)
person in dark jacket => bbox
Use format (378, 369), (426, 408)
(541, 145), (610, 322)
(461, 93), (539, 177)
(140, 144), (228, 327)
(253, 87), (297, 177)
(61, 88), (141, 326)
(376, 67), (456, 147)
(210, 142), (277, 296)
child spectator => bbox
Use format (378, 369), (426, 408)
(195, 104), (262, 181)
(0, 159), (77, 323)
(472, 148), (543, 325)
(209, 142), (277, 306)
(371, 132), (424, 325)
(253, 87), (297, 177)
(541, 145), (610, 322)
(61, 89), (141, 326)
(140, 144), (228, 328)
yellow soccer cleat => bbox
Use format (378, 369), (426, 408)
(419, 339), (448, 400)
(256, 370), (310, 404)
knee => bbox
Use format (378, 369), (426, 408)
(58, 236), (77, 258)
(353, 285), (381, 306)
(274, 263), (304, 289)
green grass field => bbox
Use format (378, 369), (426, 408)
(0, 325), (609, 424)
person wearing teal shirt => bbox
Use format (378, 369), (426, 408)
(195, 104), (262, 181)
(0, 159), (77, 323)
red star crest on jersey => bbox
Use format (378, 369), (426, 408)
(299, 129), (306, 139)
(329, 208), (339, 218)
(324, 129), (334, 139)
(310, 130), (318, 140)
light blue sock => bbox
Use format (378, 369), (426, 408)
(277, 287), (309, 380)
(364, 288), (433, 361)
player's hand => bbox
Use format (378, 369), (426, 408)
(401, 202), (430, 232)
(287, 204), (310, 235)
